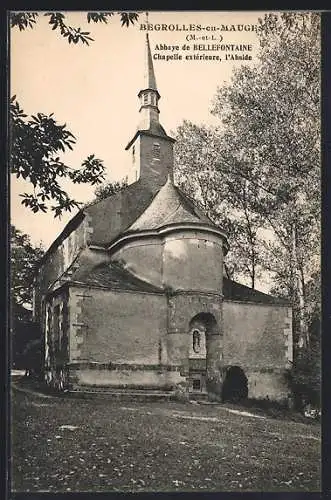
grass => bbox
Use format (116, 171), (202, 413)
(11, 378), (321, 493)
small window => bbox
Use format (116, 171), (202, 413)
(143, 93), (148, 105)
(132, 145), (135, 163)
(53, 304), (61, 350)
(193, 379), (201, 391)
(153, 143), (160, 159)
(54, 305), (60, 340)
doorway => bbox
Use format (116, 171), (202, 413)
(222, 366), (248, 402)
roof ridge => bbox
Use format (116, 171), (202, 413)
(174, 184), (216, 225)
(84, 180), (138, 210)
(159, 201), (182, 226)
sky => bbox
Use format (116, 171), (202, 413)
(10, 10), (266, 249)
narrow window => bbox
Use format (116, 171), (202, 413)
(193, 330), (201, 353)
(143, 93), (148, 105)
(193, 379), (201, 390)
(53, 304), (61, 350)
(132, 145), (135, 163)
(153, 142), (160, 159)
(61, 302), (68, 355)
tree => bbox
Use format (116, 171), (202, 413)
(10, 11), (139, 216)
(210, 12), (320, 348)
(92, 178), (128, 203)
(10, 11), (139, 45)
(10, 97), (106, 217)
(10, 225), (44, 309)
(173, 13), (320, 406)
(174, 121), (264, 288)
(10, 226), (45, 373)
(174, 12), (320, 347)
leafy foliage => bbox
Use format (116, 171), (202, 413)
(119, 12), (139, 27)
(10, 12), (38, 30)
(10, 11), (139, 215)
(10, 11), (139, 45)
(288, 342), (321, 409)
(44, 12), (94, 45)
(21, 338), (43, 376)
(212, 11), (320, 397)
(10, 97), (105, 216)
(174, 121), (264, 287)
(175, 12), (320, 344)
(212, 14), (320, 215)
(93, 178), (128, 202)
(174, 13), (321, 406)
(10, 225), (44, 308)
(286, 271), (321, 409)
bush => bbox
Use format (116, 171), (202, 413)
(286, 343), (321, 411)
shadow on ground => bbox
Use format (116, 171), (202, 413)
(10, 375), (321, 493)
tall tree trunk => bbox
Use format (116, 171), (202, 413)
(292, 223), (309, 349)
(250, 255), (255, 289)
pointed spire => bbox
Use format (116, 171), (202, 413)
(137, 27), (161, 131)
(142, 12), (158, 93)
(125, 17), (176, 151)
(144, 33), (158, 92)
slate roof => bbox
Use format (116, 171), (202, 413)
(69, 261), (163, 294)
(126, 176), (215, 232)
(125, 125), (173, 151)
(143, 33), (158, 92)
(223, 277), (289, 305)
(85, 176), (221, 247)
(39, 175), (219, 266)
(85, 179), (159, 246)
(68, 261), (288, 305)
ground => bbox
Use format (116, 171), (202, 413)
(11, 377), (321, 493)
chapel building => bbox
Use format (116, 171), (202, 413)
(33, 34), (293, 402)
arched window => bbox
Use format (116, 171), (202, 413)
(143, 93), (148, 105)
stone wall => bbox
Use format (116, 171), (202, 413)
(68, 286), (167, 365)
(163, 233), (223, 292)
(34, 217), (91, 323)
(167, 292), (223, 397)
(246, 369), (290, 402)
(68, 363), (183, 390)
(223, 301), (293, 401)
(44, 287), (70, 389)
(138, 133), (174, 188)
(112, 238), (163, 288)
(130, 138), (140, 184)
(112, 231), (224, 294)
(67, 285), (190, 390)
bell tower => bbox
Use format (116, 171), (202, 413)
(125, 20), (175, 189)
(137, 32), (161, 131)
